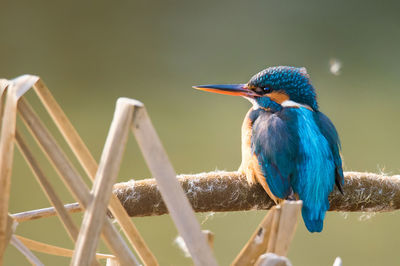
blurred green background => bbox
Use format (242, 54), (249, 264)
(1, 0), (400, 265)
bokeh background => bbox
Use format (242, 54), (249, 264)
(1, 0), (400, 265)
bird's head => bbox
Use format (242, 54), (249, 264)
(193, 66), (318, 112)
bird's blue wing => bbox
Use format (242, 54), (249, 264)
(251, 109), (299, 199)
(315, 111), (344, 192)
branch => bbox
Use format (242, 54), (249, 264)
(11, 171), (400, 222)
(113, 171), (400, 216)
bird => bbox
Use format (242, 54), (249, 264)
(193, 66), (344, 233)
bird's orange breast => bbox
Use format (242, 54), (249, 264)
(238, 108), (280, 204)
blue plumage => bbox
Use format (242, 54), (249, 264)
(193, 66), (344, 233)
(250, 106), (339, 232)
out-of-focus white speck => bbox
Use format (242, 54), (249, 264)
(333, 256), (342, 266)
(329, 59), (342, 76)
(174, 235), (191, 258)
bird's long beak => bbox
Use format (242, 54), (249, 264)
(193, 84), (258, 97)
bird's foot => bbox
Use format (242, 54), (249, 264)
(285, 190), (297, 201)
(238, 164), (257, 185)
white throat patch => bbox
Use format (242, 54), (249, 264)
(244, 97), (260, 110)
(281, 100), (312, 110)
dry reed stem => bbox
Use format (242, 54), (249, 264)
(232, 207), (276, 266)
(15, 235), (115, 260)
(33, 80), (157, 266)
(16, 131), (101, 266)
(4, 215), (15, 251)
(132, 106), (218, 266)
(72, 99), (136, 265)
(33, 79), (98, 179)
(0, 76), (38, 261)
(10, 235), (44, 266)
(266, 206), (281, 254)
(274, 201), (302, 256)
(15, 131), (79, 242)
(17, 98), (138, 265)
(11, 203), (81, 222)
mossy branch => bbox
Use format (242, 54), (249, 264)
(11, 171), (400, 222)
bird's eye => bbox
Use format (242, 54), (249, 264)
(254, 87), (271, 94)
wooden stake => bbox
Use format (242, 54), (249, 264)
(34, 80), (157, 266)
(72, 99), (135, 265)
(132, 105), (217, 266)
(17, 98), (139, 266)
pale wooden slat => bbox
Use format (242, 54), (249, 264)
(10, 235), (44, 266)
(274, 201), (302, 256)
(15, 235), (115, 260)
(231, 208), (276, 266)
(15, 130), (79, 242)
(34, 80), (158, 266)
(0, 75), (39, 261)
(132, 105), (217, 266)
(72, 99), (136, 265)
(17, 98), (138, 266)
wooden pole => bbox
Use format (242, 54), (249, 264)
(132, 104), (218, 266)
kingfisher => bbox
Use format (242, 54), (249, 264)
(193, 66), (344, 232)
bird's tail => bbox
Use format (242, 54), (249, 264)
(301, 205), (326, 233)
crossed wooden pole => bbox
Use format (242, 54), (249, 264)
(0, 75), (302, 265)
